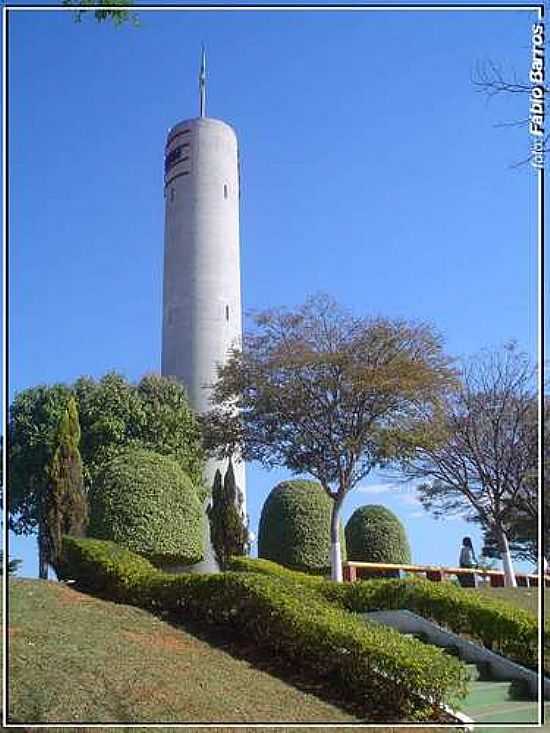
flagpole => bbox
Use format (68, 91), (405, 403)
(199, 44), (206, 118)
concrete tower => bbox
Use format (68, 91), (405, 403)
(161, 49), (246, 512)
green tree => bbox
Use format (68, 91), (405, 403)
(62, 0), (138, 26)
(8, 372), (204, 575)
(203, 294), (456, 582)
(74, 372), (204, 491)
(42, 397), (88, 578)
(8, 384), (72, 538)
(208, 461), (248, 570)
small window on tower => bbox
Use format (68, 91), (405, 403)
(226, 305), (230, 321)
(170, 188), (175, 202)
(224, 184), (228, 199)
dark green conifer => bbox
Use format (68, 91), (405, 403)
(208, 461), (248, 570)
(43, 396), (88, 576)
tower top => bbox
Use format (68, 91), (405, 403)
(199, 44), (206, 118)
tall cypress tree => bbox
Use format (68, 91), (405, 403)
(208, 461), (248, 570)
(43, 396), (88, 577)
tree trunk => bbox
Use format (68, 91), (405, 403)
(37, 523), (48, 580)
(496, 525), (517, 587)
(330, 496), (344, 583)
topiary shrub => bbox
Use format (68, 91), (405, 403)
(88, 448), (203, 566)
(345, 504), (411, 565)
(258, 480), (346, 574)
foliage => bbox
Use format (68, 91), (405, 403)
(228, 555), (327, 586)
(480, 395), (549, 566)
(0, 551), (22, 576)
(60, 536), (469, 721)
(62, 0), (139, 25)
(345, 505), (411, 565)
(258, 480), (346, 574)
(43, 397), (88, 576)
(399, 346), (537, 585)
(75, 372), (205, 491)
(334, 578), (539, 669)
(227, 557), (539, 669)
(203, 294), (456, 580)
(480, 510), (539, 565)
(8, 383), (72, 536)
(9, 373), (205, 541)
(88, 448), (203, 567)
(208, 463), (248, 570)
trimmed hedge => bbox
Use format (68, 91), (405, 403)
(60, 537), (468, 721)
(228, 556), (326, 587)
(88, 448), (203, 566)
(345, 505), (411, 565)
(258, 480), (346, 573)
(229, 558), (539, 669)
(336, 578), (539, 668)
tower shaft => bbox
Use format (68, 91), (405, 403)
(161, 116), (246, 509)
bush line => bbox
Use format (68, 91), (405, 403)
(228, 557), (539, 668)
(61, 537), (468, 721)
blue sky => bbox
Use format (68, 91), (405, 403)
(8, 5), (539, 577)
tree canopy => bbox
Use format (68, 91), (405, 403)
(400, 346), (537, 586)
(9, 372), (204, 539)
(203, 294), (456, 581)
(62, 0), (138, 25)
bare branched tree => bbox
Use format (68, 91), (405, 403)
(202, 294), (457, 582)
(473, 58), (549, 166)
(399, 345), (537, 587)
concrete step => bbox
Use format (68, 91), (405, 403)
(462, 680), (519, 711)
(397, 627), (537, 724)
(461, 679), (537, 724)
(468, 700), (539, 724)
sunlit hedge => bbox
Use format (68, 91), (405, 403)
(60, 537), (468, 721)
(230, 557), (539, 668)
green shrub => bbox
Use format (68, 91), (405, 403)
(337, 578), (539, 668)
(58, 537), (159, 601)
(345, 505), (411, 565)
(258, 480), (346, 573)
(229, 557), (539, 669)
(61, 536), (468, 721)
(88, 448), (203, 566)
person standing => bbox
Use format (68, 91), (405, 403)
(458, 536), (478, 587)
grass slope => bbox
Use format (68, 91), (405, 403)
(469, 586), (548, 618)
(9, 579), (365, 724)
(8, 578), (548, 731)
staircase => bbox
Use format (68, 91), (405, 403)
(404, 635), (540, 727)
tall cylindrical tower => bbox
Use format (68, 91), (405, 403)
(161, 63), (246, 521)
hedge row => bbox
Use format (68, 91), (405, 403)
(227, 556), (327, 586)
(229, 558), (539, 668)
(60, 537), (468, 721)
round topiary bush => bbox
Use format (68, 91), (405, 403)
(345, 504), (411, 564)
(258, 480), (346, 574)
(88, 448), (203, 566)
